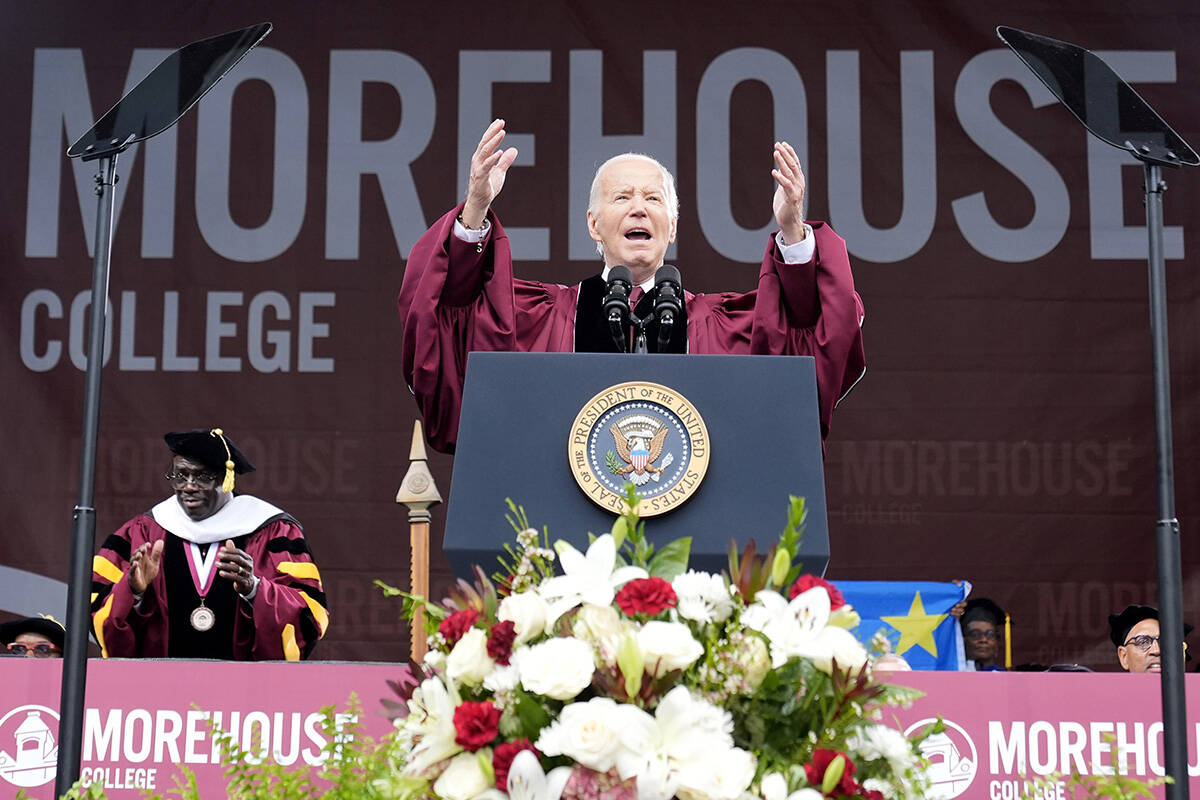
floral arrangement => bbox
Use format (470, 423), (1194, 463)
(378, 496), (932, 800)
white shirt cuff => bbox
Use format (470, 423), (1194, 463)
(453, 217), (492, 242)
(776, 225), (815, 264)
(239, 574), (260, 602)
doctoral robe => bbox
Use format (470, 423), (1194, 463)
(91, 499), (329, 660)
(398, 204), (866, 453)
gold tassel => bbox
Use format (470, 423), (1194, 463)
(1004, 612), (1012, 669)
(210, 428), (236, 493)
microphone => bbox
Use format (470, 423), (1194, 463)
(603, 266), (633, 352)
(653, 265), (683, 352)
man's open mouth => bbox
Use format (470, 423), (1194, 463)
(624, 228), (651, 240)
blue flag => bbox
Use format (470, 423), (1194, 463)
(835, 580), (967, 670)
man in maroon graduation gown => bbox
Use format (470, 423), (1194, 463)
(399, 119), (866, 453)
(90, 428), (329, 660)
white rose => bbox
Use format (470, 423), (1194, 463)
(573, 603), (631, 666)
(637, 620), (704, 678)
(516, 637), (596, 700)
(499, 591), (549, 644)
(672, 571), (736, 623)
(446, 627), (494, 686)
(433, 751), (493, 800)
(535, 697), (645, 773)
(676, 745), (756, 800)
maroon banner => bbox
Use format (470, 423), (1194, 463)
(1, 661), (1196, 798)
(886, 672), (1200, 800)
(0, 658), (399, 797)
(0, 1), (1197, 667)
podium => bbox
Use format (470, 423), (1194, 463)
(443, 352), (830, 577)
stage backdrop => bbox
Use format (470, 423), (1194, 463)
(0, 0), (1196, 668)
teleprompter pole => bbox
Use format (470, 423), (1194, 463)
(56, 153), (120, 797)
(1144, 162), (1188, 800)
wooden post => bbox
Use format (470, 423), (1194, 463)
(395, 420), (441, 663)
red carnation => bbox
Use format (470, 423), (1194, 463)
(493, 739), (539, 790)
(804, 749), (858, 798)
(439, 608), (481, 646)
(789, 575), (845, 610)
(453, 700), (501, 751)
(615, 577), (677, 616)
(488, 620), (517, 665)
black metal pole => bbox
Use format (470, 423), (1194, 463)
(1143, 162), (1188, 800)
(55, 153), (119, 797)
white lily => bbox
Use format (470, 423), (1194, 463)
(742, 587), (837, 669)
(539, 535), (647, 627)
(614, 686), (753, 800)
(507, 749), (572, 800)
(401, 676), (462, 776)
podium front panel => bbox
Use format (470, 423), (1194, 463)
(444, 353), (829, 578)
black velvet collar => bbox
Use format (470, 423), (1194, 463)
(575, 274), (688, 354)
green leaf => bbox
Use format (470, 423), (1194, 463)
(374, 579), (404, 597)
(648, 537), (691, 580)
(514, 692), (552, 738)
(611, 515), (630, 549)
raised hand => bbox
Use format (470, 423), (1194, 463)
(771, 141), (807, 244)
(461, 118), (520, 229)
(217, 540), (257, 596)
(129, 540), (164, 595)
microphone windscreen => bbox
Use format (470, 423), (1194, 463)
(654, 265), (681, 287)
(609, 265), (633, 285)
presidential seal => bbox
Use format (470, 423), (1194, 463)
(568, 381), (710, 517)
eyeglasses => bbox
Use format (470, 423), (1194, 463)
(7, 642), (61, 657)
(165, 470), (219, 489)
(964, 629), (999, 642)
(1123, 634), (1161, 652)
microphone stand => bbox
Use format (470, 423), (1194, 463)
(631, 314), (650, 354)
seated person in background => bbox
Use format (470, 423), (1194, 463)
(1108, 604), (1191, 674)
(90, 428), (329, 660)
(0, 614), (65, 658)
(960, 598), (1009, 671)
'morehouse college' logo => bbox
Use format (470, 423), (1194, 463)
(569, 382), (710, 516)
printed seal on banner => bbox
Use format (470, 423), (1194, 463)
(904, 717), (977, 800)
(568, 381), (710, 517)
(0, 704), (60, 788)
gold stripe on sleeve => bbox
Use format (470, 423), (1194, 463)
(282, 623), (300, 661)
(93, 594), (115, 658)
(299, 591), (330, 638)
(277, 561), (322, 586)
(93, 555), (124, 585)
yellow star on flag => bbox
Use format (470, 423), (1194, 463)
(881, 591), (947, 658)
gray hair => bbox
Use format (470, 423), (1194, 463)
(587, 153), (679, 257)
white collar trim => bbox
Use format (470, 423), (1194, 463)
(151, 494), (285, 545)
